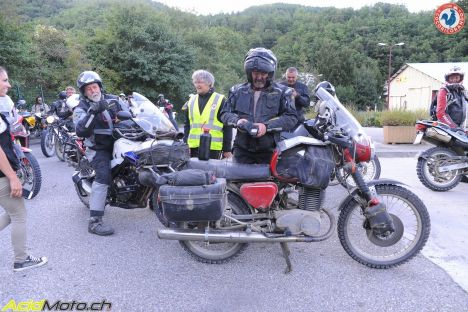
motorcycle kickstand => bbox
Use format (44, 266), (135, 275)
(280, 242), (292, 274)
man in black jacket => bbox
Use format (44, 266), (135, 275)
(220, 48), (297, 164)
(280, 67), (310, 122)
(73, 71), (122, 236)
(50, 91), (74, 131)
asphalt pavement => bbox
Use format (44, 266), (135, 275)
(0, 138), (467, 312)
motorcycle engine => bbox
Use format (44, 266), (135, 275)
(275, 186), (325, 236)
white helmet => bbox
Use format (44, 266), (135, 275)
(66, 94), (80, 110)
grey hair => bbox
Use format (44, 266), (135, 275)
(192, 70), (215, 86)
(285, 67), (298, 75)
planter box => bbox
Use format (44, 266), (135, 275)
(383, 126), (417, 144)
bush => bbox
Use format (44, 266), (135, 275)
(347, 107), (382, 127)
(380, 109), (427, 126)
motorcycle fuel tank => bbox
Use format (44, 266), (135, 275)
(240, 182), (278, 210)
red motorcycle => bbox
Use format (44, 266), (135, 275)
(153, 83), (430, 272)
(10, 115), (42, 199)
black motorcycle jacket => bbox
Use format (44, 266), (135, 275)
(437, 85), (467, 128)
(50, 99), (72, 120)
(0, 113), (20, 177)
(280, 80), (310, 122)
(74, 94), (122, 151)
(220, 82), (298, 153)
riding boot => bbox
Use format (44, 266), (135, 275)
(364, 203), (395, 235)
(88, 216), (114, 236)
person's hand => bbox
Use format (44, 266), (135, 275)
(9, 175), (22, 198)
(236, 119), (248, 126)
(292, 89), (298, 98)
(222, 151), (232, 159)
(254, 123), (266, 137)
(89, 100), (108, 114)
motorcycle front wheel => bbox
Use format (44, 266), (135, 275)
(338, 184), (430, 269)
(336, 155), (381, 188)
(416, 147), (461, 191)
(17, 152), (42, 200)
(179, 193), (251, 264)
(54, 133), (66, 162)
(40, 128), (55, 157)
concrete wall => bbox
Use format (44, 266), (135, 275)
(389, 66), (442, 111)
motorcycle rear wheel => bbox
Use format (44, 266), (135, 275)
(179, 193), (251, 264)
(17, 152), (42, 200)
(338, 184), (430, 269)
(40, 128), (55, 157)
(416, 147), (461, 191)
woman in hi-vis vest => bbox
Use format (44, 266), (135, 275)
(183, 70), (233, 159)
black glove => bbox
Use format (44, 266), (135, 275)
(88, 100), (108, 114)
(237, 120), (258, 136)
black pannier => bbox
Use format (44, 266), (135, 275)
(136, 141), (189, 167)
(159, 178), (227, 222)
(276, 145), (334, 189)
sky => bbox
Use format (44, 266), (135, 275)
(155, 0), (452, 15)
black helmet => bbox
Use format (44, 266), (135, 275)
(445, 66), (464, 84)
(314, 81), (336, 96)
(76, 71), (103, 96)
(244, 47), (277, 84)
(58, 91), (67, 100)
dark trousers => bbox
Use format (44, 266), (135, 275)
(190, 148), (222, 160)
(90, 149), (112, 185)
(233, 147), (272, 164)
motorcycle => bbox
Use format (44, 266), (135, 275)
(72, 92), (187, 210)
(154, 84), (431, 272)
(41, 115), (74, 160)
(331, 155), (381, 187)
(414, 119), (468, 191)
(10, 115), (42, 200)
(18, 111), (47, 139)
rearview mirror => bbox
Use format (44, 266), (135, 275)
(117, 111), (132, 121)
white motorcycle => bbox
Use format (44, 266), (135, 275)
(72, 93), (188, 210)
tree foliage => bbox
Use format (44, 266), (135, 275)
(0, 0), (466, 109)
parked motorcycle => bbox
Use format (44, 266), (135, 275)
(72, 92), (187, 210)
(18, 111), (46, 139)
(414, 119), (468, 191)
(41, 115), (74, 160)
(155, 84), (430, 272)
(10, 116), (42, 199)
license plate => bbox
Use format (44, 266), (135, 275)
(413, 132), (423, 144)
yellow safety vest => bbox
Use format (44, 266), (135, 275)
(187, 92), (225, 150)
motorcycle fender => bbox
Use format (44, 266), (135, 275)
(338, 179), (407, 211)
(21, 146), (32, 153)
(13, 144), (25, 158)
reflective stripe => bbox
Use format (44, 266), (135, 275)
(94, 129), (113, 135)
(188, 134), (223, 142)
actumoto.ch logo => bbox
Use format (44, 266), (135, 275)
(1, 299), (112, 311)
(434, 3), (465, 34)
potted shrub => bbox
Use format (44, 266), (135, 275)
(380, 110), (424, 144)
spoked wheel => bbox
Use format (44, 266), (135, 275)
(337, 155), (381, 188)
(179, 193), (251, 264)
(40, 128), (55, 157)
(338, 184), (430, 268)
(17, 152), (42, 199)
(55, 134), (66, 162)
(416, 147), (461, 191)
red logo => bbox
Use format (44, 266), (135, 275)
(434, 3), (465, 34)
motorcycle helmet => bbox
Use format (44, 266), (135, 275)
(76, 71), (103, 96)
(58, 91), (67, 100)
(314, 81), (336, 96)
(444, 66), (464, 86)
(17, 99), (26, 109)
(244, 47), (277, 84)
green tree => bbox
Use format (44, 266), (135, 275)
(86, 5), (194, 105)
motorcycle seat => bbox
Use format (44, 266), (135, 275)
(186, 158), (271, 182)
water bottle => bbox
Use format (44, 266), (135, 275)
(198, 128), (211, 160)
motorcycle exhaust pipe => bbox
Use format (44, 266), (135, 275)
(157, 228), (323, 243)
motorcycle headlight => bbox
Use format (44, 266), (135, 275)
(46, 116), (56, 124)
(353, 134), (374, 163)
